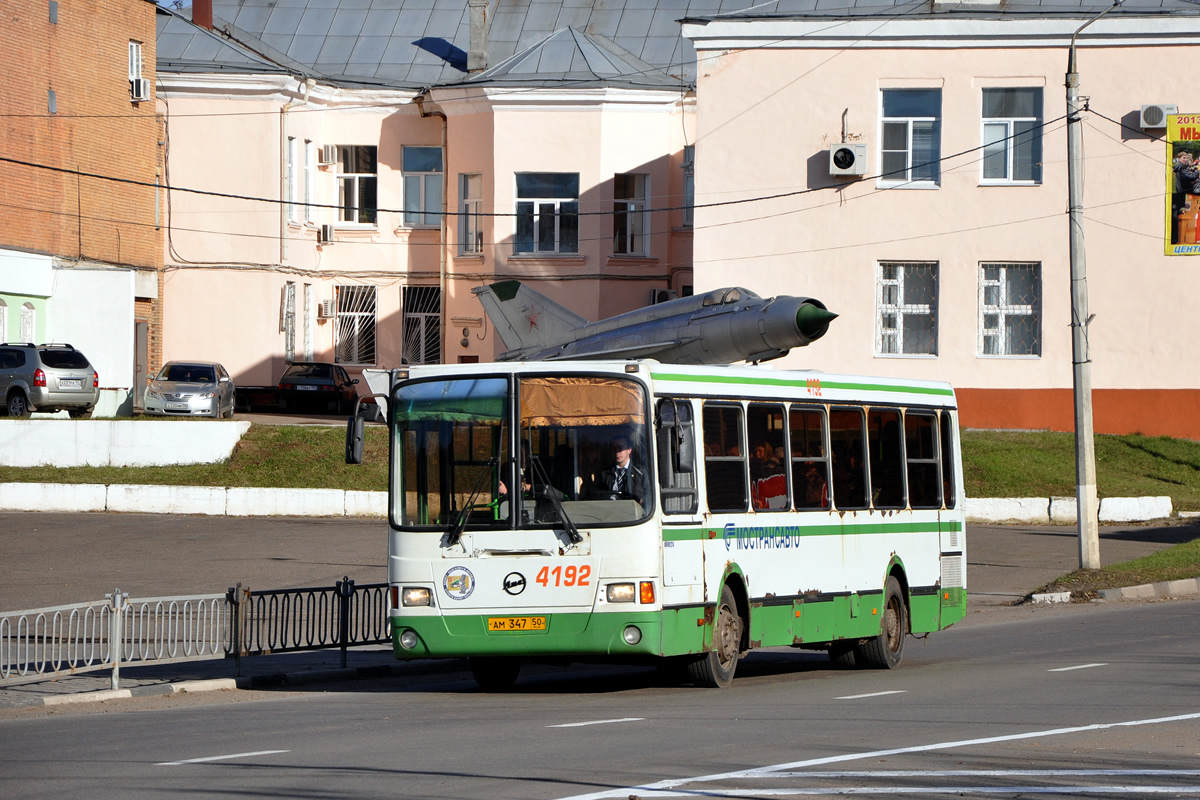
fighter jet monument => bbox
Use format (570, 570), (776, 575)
(472, 281), (837, 365)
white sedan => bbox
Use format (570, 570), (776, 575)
(143, 361), (236, 418)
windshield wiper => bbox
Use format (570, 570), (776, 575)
(529, 456), (583, 544)
(446, 457), (497, 548)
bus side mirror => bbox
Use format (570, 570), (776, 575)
(345, 414), (365, 464)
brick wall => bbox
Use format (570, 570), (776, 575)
(0, 0), (162, 271)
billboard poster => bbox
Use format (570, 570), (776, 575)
(1167, 114), (1200, 255)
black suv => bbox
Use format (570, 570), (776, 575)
(0, 343), (100, 419)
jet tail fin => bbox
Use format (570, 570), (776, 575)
(473, 281), (589, 354)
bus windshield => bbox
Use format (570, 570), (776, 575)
(392, 374), (650, 530)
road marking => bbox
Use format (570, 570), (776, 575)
(771, 770), (1200, 778)
(581, 786), (1200, 796)
(547, 717), (644, 728)
(554, 711), (1200, 800)
(1049, 663), (1108, 672)
(156, 750), (290, 766)
(835, 690), (907, 700)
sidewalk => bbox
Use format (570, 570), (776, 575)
(2, 519), (1198, 711)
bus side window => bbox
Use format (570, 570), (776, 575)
(829, 408), (869, 510)
(905, 411), (940, 509)
(790, 406), (829, 510)
(703, 404), (748, 512)
(940, 411), (957, 509)
(747, 403), (787, 511)
(867, 408), (904, 510)
(657, 399), (698, 515)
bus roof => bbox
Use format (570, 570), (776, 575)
(366, 360), (956, 409)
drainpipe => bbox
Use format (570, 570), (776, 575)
(415, 90), (449, 363)
(280, 77), (315, 264)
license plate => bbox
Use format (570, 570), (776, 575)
(487, 616), (546, 632)
(59, 379), (82, 389)
(297, 385), (317, 391)
(167, 403), (188, 410)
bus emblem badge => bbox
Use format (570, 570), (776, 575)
(443, 566), (476, 600)
(503, 572), (526, 596)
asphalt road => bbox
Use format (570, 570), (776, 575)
(0, 597), (1197, 799)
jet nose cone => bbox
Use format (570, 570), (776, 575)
(795, 302), (838, 341)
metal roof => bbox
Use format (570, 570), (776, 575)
(156, 0), (1200, 89)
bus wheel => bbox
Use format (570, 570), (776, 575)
(469, 656), (522, 691)
(856, 576), (906, 669)
(687, 585), (742, 688)
(828, 641), (857, 668)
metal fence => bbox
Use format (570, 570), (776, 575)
(0, 577), (389, 690)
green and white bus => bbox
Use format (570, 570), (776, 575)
(364, 359), (965, 689)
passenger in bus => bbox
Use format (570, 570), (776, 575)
(589, 434), (647, 504)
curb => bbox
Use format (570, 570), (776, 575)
(1027, 577), (1200, 605)
(35, 661), (445, 707)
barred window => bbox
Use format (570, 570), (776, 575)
(335, 285), (377, 365)
(403, 285), (441, 365)
(877, 261), (937, 356)
(980, 262), (1041, 357)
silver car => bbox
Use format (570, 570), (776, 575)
(0, 343), (99, 419)
(143, 361), (236, 418)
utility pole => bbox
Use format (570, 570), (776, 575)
(1066, 0), (1121, 570)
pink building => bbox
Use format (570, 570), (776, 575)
(155, 0), (696, 388)
(684, 2), (1200, 438)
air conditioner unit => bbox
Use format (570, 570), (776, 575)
(318, 299), (335, 318)
(319, 144), (338, 164)
(130, 77), (150, 102)
(318, 223), (335, 244)
(650, 288), (678, 305)
(1140, 104), (1177, 129)
(829, 143), (868, 177)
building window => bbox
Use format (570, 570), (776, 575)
(304, 140), (315, 223)
(877, 262), (937, 356)
(515, 172), (579, 254)
(980, 262), (1041, 357)
(881, 89), (941, 185)
(128, 41), (147, 101)
(459, 173), (483, 254)
(682, 145), (695, 228)
(403, 146), (443, 227)
(282, 282), (296, 362)
(286, 137), (299, 223)
(613, 174), (648, 255)
(337, 146), (377, 225)
(0, 300), (7, 340)
(982, 88), (1042, 184)
(334, 285), (377, 364)
(402, 285), (441, 365)
(20, 303), (36, 343)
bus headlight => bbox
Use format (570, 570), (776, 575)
(622, 626), (642, 645)
(606, 583), (636, 603)
(402, 587), (432, 607)
(399, 629), (419, 650)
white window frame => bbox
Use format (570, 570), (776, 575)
(459, 173), (483, 254)
(20, 303), (36, 343)
(282, 281), (296, 362)
(402, 146), (443, 228)
(614, 173), (649, 256)
(337, 146), (378, 226)
(335, 284), (377, 365)
(286, 137), (299, 223)
(979, 262), (1041, 357)
(402, 285), (442, 365)
(0, 300), (7, 341)
(876, 261), (938, 357)
(514, 173), (579, 255)
(682, 145), (695, 228)
(128, 41), (143, 82)
(304, 140), (315, 224)
(880, 89), (941, 187)
(981, 88), (1043, 185)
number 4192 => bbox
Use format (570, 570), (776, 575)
(536, 565), (591, 587)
